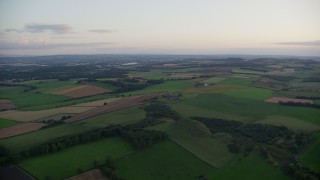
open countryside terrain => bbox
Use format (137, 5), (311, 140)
(0, 55), (319, 180)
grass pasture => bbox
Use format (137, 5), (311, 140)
(222, 87), (273, 100)
(124, 80), (191, 95)
(255, 116), (320, 132)
(208, 153), (289, 180)
(19, 137), (134, 180)
(116, 140), (215, 179)
(150, 119), (235, 167)
(78, 107), (145, 128)
(219, 76), (253, 85)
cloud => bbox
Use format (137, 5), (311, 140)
(51, 36), (79, 39)
(275, 40), (320, 46)
(0, 40), (115, 50)
(89, 29), (116, 33)
(5, 23), (73, 34)
(25, 23), (73, 34)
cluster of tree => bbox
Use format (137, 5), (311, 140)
(121, 128), (167, 150)
(192, 117), (315, 154)
(3, 123), (167, 163)
(302, 77), (320, 82)
(9, 126), (123, 161)
(279, 101), (320, 109)
(102, 78), (164, 93)
(145, 103), (181, 121)
(265, 75), (297, 82)
(101, 157), (124, 180)
(242, 67), (268, 72)
(296, 96), (320, 100)
(1, 65), (128, 81)
(237, 124), (293, 143)
(191, 116), (243, 133)
(42, 115), (71, 128)
(281, 163), (320, 180)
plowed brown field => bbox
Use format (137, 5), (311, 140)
(65, 93), (164, 123)
(264, 97), (314, 104)
(0, 99), (17, 111)
(0, 123), (46, 139)
(58, 85), (111, 98)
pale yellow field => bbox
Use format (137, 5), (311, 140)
(0, 97), (121, 122)
(71, 97), (120, 107)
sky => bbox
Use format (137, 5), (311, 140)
(0, 0), (319, 56)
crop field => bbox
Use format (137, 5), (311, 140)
(0, 106), (94, 122)
(0, 97), (120, 122)
(0, 122), (46, 139)
(116, 140), (215, 179)
(19, 137), (134, 180)
(0, 99), (17, 111)
(265, 97), (314, 104)
(57, 85), (111, 98)
(0, 119), (18, 128)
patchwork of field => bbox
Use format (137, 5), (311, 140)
(66, 93), (163, 123)
(1, 58), (319, 179)
(19, 137), (134, 180)
(0, 123), (46, 139)
(173, 94), (320, 125)
(55, 85), (111, 98)
(264, 97), (315, 104)
(0, 98), (119, 122)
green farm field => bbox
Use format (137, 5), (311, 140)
(150, 119), (235, 167)
(0, 119), (18, 128)
(19, 137), (134, 180)
(116, 140), (215, 179)
(300, 132), (320, 172)
(208, 153), (289, 180)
